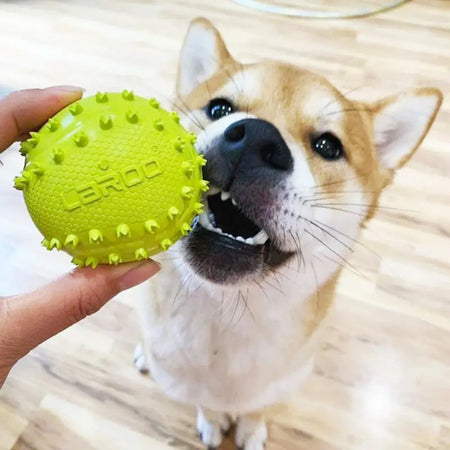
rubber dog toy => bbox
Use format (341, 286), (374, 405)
(14, 91), (207, 268)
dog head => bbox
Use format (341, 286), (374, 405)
(174, 18), (442, 286)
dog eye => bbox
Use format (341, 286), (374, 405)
(312, 132), (344, 160)
(206, 98), (234, 120)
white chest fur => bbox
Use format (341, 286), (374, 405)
(134, 243), (341, 414)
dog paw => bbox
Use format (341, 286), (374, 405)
(197, 407), (231, 448)
(133, 342), (149, 373)
(235, 416), (267, 450)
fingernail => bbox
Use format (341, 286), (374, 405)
(117, 260), (161, 290)
(47, 85), (85, 94)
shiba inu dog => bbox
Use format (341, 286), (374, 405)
(133, 18), (442, 449)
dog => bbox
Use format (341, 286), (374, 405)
(132, 18), (442, 449)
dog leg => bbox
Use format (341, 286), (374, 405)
(197, 407), (231, 449)
(133, 342), (149, 374)
(235, 412), (267, 450)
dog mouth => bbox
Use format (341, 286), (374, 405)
(183, 186), (293, 285)
(199, 190), (269, 246)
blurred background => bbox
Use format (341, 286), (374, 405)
(0, 1), (449, 449)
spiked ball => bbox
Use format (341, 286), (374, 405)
(14, 91), (207, 268)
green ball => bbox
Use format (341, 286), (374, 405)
(14, 90), (207, 268)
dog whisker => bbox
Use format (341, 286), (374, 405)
(174, 94), (206, 131)
(254, 280), (272, 303)
(324, 107), (373, 117)
(312, 202), (417, 213)
(315, 174), (366, 190)
(311, 205), (368, 217)
(306, 219), (354, 253)
(149, 91), (206, 131)
(318, 84), (367, 115)
(227, 291), (246, 330)
(294, 231), (307, 272)
(171, 272), (193, 310)
(304, 228), (363, 276)
(301, 190), (379, 203)
(310, 257), (320, 320)
(312, 218), (381, 259)
(288, 230), (303, 272)
(261, 278), (287, 296)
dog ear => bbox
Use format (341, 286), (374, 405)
(371, 88), (442, 170)
(177, 18), (234, 97)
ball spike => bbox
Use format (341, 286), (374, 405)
(71, 257), (84, 267)
(149, 98), (160, 109)
(41, 238), (50, 250)
(173, 136), (185, 152)
(64, 234), (79, 247)
(52, 148), (64, 163)
(196, 154), (207, 167)
(181, 186), (194, 199)
(85, 257), (99, 269)
(168, 206), (180, 220)
(108, 253), (122, 265)
(95, 92), (109, 103)
(28, 132), (40, 147)
(160, 238), (173, 250)
(116, 224), (131, 238)
(46, 118), (60, 132)
(135, 248), (148, 260)
(154, 119), (164, 131)
(99, 114), (113, 130)
(144, 219), (159, 233)
(49, 238), (62, 250)
(194, 202), (204, 214)
(171, 111), (180, 123)
(69, 103), (83, 115)
(126, 110), (138, 124)
(88, 229), (103, 243)
(73, 132), (89, 147)
(122, 89), (134, 101)
(29, 163), (45, 177)
(19, 140), (33, 156)
(200, 180), (210, 192)
(13, 176), (28, 190)
(182, 161), (194, 177)
(187, 132), (197, 144)
(180, 223), (192, 236)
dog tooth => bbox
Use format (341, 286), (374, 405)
(252, 230), (269, 245)
(221, 191), (231, 201)
(245, 237), (255, 245)
(236, 236), (245, 242)
(231, 198), (238, 206)
(207, 186), (221, 196)
(199, 212), (212, 228)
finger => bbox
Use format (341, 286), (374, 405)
(0, 86), (83, 151)
(0, 260), (160, 364)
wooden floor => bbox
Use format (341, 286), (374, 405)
(1, 1), (449, 449)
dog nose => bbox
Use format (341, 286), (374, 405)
(222, 119), (293, 171)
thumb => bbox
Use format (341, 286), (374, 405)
(0, 260), (160, 365)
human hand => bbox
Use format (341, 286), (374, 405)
(0, 87), (161, 387)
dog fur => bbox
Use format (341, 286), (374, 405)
(133, 18), (442, 449)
